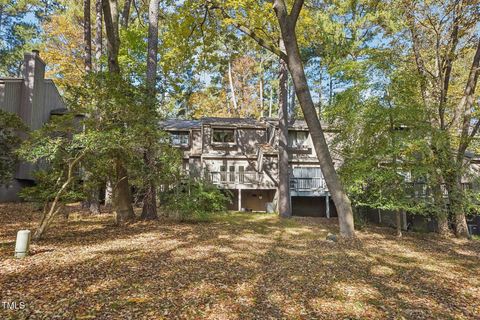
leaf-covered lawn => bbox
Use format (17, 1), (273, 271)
(1, 203), (479, 319)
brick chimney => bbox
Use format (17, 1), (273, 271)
(19, 50), (46, 129)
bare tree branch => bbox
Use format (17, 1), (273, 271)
(210, 4), (287, 60)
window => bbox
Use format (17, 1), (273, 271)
(170, 131), (189, 146)
(212, 128), (235, 143)
(220, 165), (227, 182)
(229, 166), (235, 182)
(288, 131), (309, 148)
(238, 166), (245, 183)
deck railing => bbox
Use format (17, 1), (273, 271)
(205, 171), (327, 191)
(290, 177), (326, 192)
(406, 182), (471, 198)
(206, 171), (263, 185)
(202, 171), (474, 197)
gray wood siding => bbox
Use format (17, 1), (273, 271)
(0, 81), (22, 114)
(44, 81), (65, 112)
(238, 128), (267, 155)
(191, 129), (202, 154)
(203, 126), (267, 156)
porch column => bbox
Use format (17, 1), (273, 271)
(326, 193), (330, 218)
(238, 189), (242, 211)
(273, 188), (279, 211)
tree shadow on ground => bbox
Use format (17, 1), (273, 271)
(1, 208), (479, 319)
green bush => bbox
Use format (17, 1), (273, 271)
(164, 180), (231, 222)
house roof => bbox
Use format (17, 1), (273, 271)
(161, 119), (202, 130)
(201, 117), (267, 128)
(161, 117), (266, 130)
(160, 117), (339, 132)
(0, 78), (23, 82)
(289, 120), (310, 130)
(261, 117), (335, 130)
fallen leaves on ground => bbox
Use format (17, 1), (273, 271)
(1, 203), (479, 319)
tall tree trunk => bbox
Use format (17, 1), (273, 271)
(259, 60), (264, 115)
(102, 0), (120, 73)
(94, 0), (102, 72)
(289, 76), (295, 118)
(84, 0), (92, 72)
(83, 0), (101, 214)
(140, 0), (160, 221)
(141, 159), (157, 220)
(121, 0), (132, 28)
(273, 0), (355, 238)
(432, 175), (450, 236)
(103, 0), (135, 223)
(317, 58), (322, 116)
(387, 97), (401, 238)
(228, 59), (238, 112)
(444, 169), (468, 238)
(277, 40), (291, 218)
(88, 190), (101, 214)
(452, 40), (480, 238)
(395, 211), (402, 237)
(268, 85), (273, 117)
(105, 180), (113, 206)
(110, 0), (119, 39)
(93, 0), (105, 208)
(454, 206), (469, 238)
(328, 75), (333, 107)
(437, 214), (450, 236)
(0, 6), (3, 36)
(113, 159), (135, 224)
(145, 0), (159, 100)
(429, 167), (449, 236)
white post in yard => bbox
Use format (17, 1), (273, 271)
(238, 189), (242, 211)
(326, 194), (330, 218)
(14, 230), (31, 258)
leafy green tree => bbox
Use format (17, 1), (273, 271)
(204, 0), (359, 237)
(399, 0), (480, 237)
(332, 69), (433, 236)
(18, 113), (89, 240)
(19, 73), (180, 239)
(140, 0), (161, 220)
(0, 110), (27, 184)
(0, 0), (61, 76)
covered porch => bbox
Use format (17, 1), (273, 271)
(226, 189), (276, 212)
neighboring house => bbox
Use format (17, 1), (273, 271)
(362, 155), (480, 234)
(0, 50), (66, 202)
(161, 117), (340, 217)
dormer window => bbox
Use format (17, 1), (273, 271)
(288, 130), (309, 148)
(170, 131), (189, 146)
(212, 128), (235, 144)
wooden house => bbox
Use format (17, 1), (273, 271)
(161, 117), (340, 216)
(0, 51), (66, 201)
